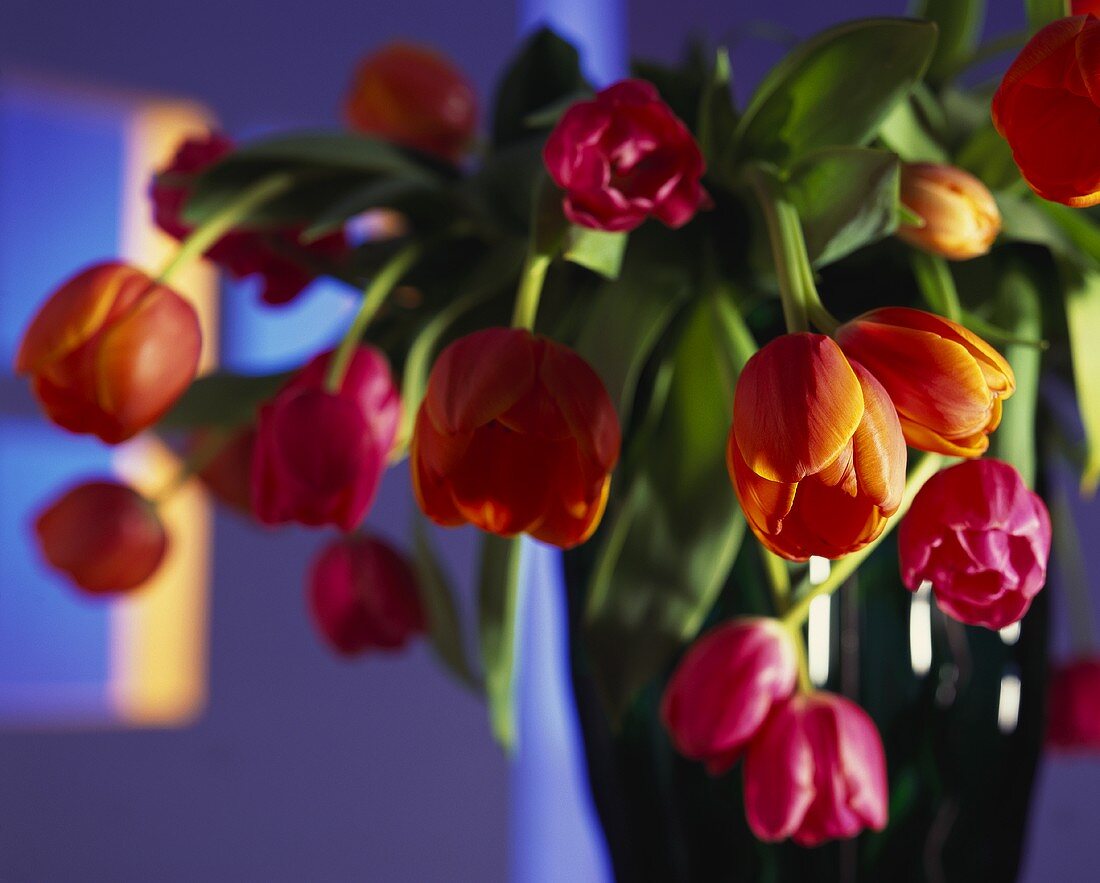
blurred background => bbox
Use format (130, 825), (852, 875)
(1, 0), (1098, 880)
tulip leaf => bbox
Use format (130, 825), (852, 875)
(158, 370), (290, 430)
(412, 514), (480, 690)
(1026, 0), (1070, 32)
(697, 47), (739, 183)
(478, 533), (524, 750)
(1058, 258), (1100, 493)
(957, 125), (1021, 192)
(786, 147), (901, 267)
(878, 95), (950, 163)
(734, 18), (938, 169)
(917, 0), (985, 84)
(999, 194), (1100, 270)
(563, 226), (628, 279)
(300, 178), (450, 242)
(582, 297), (747, 721)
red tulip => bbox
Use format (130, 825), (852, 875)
(151, 132), (349, 305)
(308, 534), (426, 656)
(1048, 657), (1100, 751)
(412, 328), (620, 549)
(743, 692), (888, 846)
(897, 163), (1001, 260)
(1072, 1), (1100, 14)
(34, 480), (168, 595)
(191, 426), (256, 515)
(252, 346), (401, 531)
(836, 307), (1015, 458)
(899, 459), (1051, 630)
(728, 334), (906, 562)
(16, 261), (201, 444)
(992, 15), (1100, 207)
(344, 43), (478, 163)
(661, 618), (799, 774)
(543, 79), (707, 232)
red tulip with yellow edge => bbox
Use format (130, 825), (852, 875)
(728, 333), (906, 562)
(836, 307), (1015, 458)
(412, 328), (620, 550)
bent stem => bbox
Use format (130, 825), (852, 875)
(324, 241), (422, 393)
(511, 251), (552, 331)
(154, 173), (294, 285)
(782, 453), (945, 628)
(760, 546), (793, 615)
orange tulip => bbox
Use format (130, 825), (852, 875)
(897, 163), (1001, 260)
(412, 328), (620, 549)
(16, 262), (202, 444)
(992, 15), (1100, 207)
(835, 308), (1015, 457)
(728, 334), (906, 562)
(344, 42), (478, 163)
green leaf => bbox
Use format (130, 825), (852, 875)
(563, 226), (628, 279)
(956, 125), (1021, 192)
(917, 0), (985, 83)
(478, 534), (524, 749)
(786, 147), (902, 266)
(878, 95), (950, 163)
(300, 178), (447, 242)
(158, 370), (290, 430)
(999, 194), (1100, 269)
(492, 28), (588, 148)
(1026, 0), (1069, 32)
(1058, 258), (1100, 493)
(734, 18), (938, 169)
(412, 515), (479, 689)
(910, 251), (962, 320)
(583, 299), (748, 720)
(697, 48), (740, 183)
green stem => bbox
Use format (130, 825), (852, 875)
(324, 242), (422, 393)
(154, 174), (294, 285)
(782, 453), (945, 628)
(939, 30), (1030, 82)
(510, 251), (551, 331)
(910, 251), (962, 322)
(760, 546), (793, 615)
(786, 623), (814, 693)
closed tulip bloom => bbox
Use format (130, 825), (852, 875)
(1048, 657), (1100, 751)
(661, 618), (799, 774)
(543, 79), (707, 232)
(897, 163), (1001, 260)
(35, 480), (168, 595)
(728, 334), (906, 562)
(16, 262), (202, 444)
(836, 307), (1015, 457)
(899, 459), (1051, 630)
(308, 534), (426, 656)
(743, 692), (888, 846)
(191, 426), (257, 515)
(344, 43), (477, 163)
(412, 328), (620, 549)
(992, 15), (1100, 207)
(252, 346), (401, 531)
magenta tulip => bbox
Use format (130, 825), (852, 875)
(1047, 657), (1100, 752)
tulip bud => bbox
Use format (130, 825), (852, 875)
(993, 15), (1100, 207)
(307, 534), (426, 656)
(743, 692), (888, 846)
(344, 43), (478, 163)
(34, 480), (168, 595)
(836, 307), (1015, 458)
(191, 426), (256, 515)
(544, 79), (707, 232)
(412, 327), (621, 549)
(899, 459), (1051, 630)
(728, 333), (906, 562)
(661, 618), (799, 774)
(252, 345), (401, 531)
(1048, 658), (1100, 752)
(897, 163), (1001, 260)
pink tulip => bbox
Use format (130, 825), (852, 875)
(1048, 657), (1100, 752)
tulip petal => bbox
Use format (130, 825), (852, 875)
(849, 362), (906, 514)
(410, 406), (467, 527)
(744, 698), (816, 842)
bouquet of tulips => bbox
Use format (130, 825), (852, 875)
(17, 0), (1100, 878)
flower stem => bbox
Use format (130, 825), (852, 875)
(910, 251), (962, 322)
(760, 546), (792, 615)
(786, 622), (814, 693)
(154, 173), (294, 285)
(782, 453), (945, 628)
(324, 242), (422, 393)
(510, 251), (551, 331)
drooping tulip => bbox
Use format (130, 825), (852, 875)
(344, 42), (478, 163)
(661, 618), (799, 774)
(16, 261), (202, 444)
(252, 346), (401, 531)
(897, 163), (1001, 260)
(743, 692), (888, 846)
(543, 79), (708, 232)
(308, 534), (426, 656)
(191, 426), (256, 515)
(728, 333), (906, 562)
(151, 132), (349, 305)
(835, 307), (1015, 457)
(1047, 657), (1100, 751)
(992, 15), (1100, 207)
(412, 328), (620, 549)
(899, 459), (1051, 630)
(34, 480), (168, 595)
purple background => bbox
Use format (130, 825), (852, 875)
(1, 0), (1099, 879)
